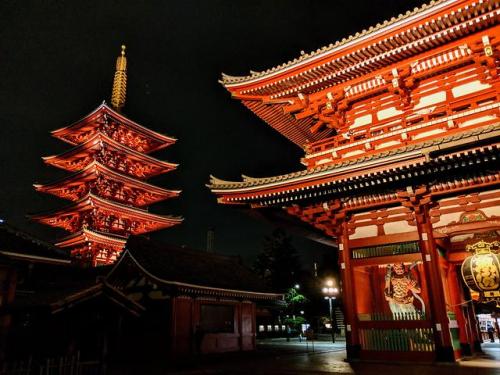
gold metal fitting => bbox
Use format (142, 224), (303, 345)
(111, 45), (127, 111)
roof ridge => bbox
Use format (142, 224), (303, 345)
(220, 0), (454, 85)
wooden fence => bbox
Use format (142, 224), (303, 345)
(0, 352), (101, 375)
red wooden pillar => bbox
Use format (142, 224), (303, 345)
(447, 265), (470, 356)
(465, 301), (483, 352)
(339, 217), (360, 359)
(405, 192), (454, 362)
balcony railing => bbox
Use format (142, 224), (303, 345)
(352, 241), (420, 259)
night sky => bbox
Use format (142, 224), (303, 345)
(0, 0), (426, 266)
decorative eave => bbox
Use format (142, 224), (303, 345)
(56, 228), (128, 248)
(43, 132), (178, 176)
(108, 250), (284, 301)
(51, 102), (177, 152)
(221, 0), (496, 89)
(209, 123), (500, 190)
(34, 160), (181, 205)
(31, 192), (183, 233)
(209, 136), (499, 206)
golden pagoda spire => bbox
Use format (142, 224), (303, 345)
(111, 45), (127, 111)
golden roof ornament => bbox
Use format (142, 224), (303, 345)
(111, 45), (127, 111)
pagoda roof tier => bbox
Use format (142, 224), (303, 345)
(56, 228), (127, 249)
(31, 192), (183, 235)
(43, 132), (177, 178)
(34, 161), (180, 206)
(208, 125), (500, 206)
(51, 103), (176, 153)
(57, 228), (128, 266)
(219, 0), (499, 146)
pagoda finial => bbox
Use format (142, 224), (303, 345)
(111, 45), (127, 111)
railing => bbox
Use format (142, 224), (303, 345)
(358, 311), (426, 321)
(352, 241), (419, 259)
(0, 358), (32, 375)
(1, 353), (101, 375)
(359, 328), (434, 352)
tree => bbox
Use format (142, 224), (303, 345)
(253, 228), (302, 291)
(284, 287), (308, 330)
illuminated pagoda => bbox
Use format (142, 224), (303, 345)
(210, 0), (499, 363)
(33, 46), (182, 266)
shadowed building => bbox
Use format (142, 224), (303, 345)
(0, 224), (282, 369)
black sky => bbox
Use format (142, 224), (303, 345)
(0, 0), (426, 266)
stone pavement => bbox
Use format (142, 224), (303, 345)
(164, 339), (500, 375)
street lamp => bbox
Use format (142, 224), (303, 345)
(322, 279), (339, 343)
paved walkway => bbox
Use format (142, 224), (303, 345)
(164, 339), (500, 375)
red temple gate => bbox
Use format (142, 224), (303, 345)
(209, 0), (500, 362)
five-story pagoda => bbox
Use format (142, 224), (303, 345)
(32, 46), (182, 266)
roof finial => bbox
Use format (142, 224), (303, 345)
(111, 44), (127, 111)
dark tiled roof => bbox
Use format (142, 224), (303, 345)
(125, 236), (273, 294)
(9, 265), (112, 311)
(0, 223), (69, 260)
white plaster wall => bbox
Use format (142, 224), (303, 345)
(452, 80), (491, 98)
(384, 220), (414, 234)
(349, 225), (378, 239)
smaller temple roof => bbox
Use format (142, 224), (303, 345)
(209, 124), (500, 190)
(108, 236), (283, 301)
(8, 272), (144, 317)
(0, 222), (70, 264)
(208, 124), (500, 205)
(51, 102), (176, 153)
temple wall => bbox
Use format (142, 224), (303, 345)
(171, 296), (256, 356)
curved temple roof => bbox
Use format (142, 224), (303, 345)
(221, 0), (491, 87)
(31, 192), (183, 234)
(208, 125), (500, 204)
(51, 102), (177, 152)
(218, 0), (499, 147)
(34, 160), (180, 205)
(43, 132), (178, 177)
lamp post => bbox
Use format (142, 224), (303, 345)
(322, 280), (338, 343)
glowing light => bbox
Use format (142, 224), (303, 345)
(326, 280), (334, 287)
